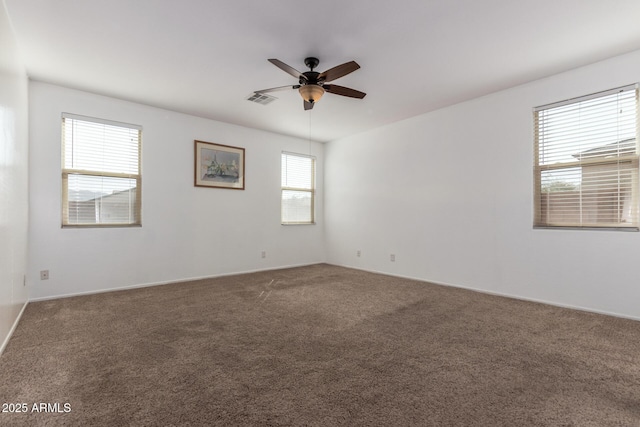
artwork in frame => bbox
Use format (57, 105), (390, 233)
(194, 140), (245, 190)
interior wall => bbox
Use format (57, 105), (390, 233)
(325, 49), (640, 320)
(29, 82), (324, 300)
(0, 0), (29, 352)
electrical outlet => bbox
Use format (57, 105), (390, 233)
(390, 254), (395, 262)
(261, 251), (266, 259)
(40, 270), (49, 280)
(357, 250), (361, 257)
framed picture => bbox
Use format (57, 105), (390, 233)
(194, 140), (245, 190)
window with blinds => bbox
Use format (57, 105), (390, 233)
(62, 113), (142, 227)
(281, 152), (315, 224)
(534, 84), (639, 230)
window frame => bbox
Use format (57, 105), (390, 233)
(61, 113), (142, 228)
(281, 151), (316, 225)
(533, 84), (639, 231)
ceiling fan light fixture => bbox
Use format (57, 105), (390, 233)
(299, 84), (325, 103)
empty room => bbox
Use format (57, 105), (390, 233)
(2, 0), (640, 425)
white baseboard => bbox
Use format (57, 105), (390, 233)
(0, 300), (28, 357)
(27, 261), (640, 323)
(326, 262), (640, 323)
(30, 262), (324, 302)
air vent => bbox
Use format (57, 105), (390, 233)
(246, 92), (277, 105)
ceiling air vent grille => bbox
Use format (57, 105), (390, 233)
(246, 92), (277, 105)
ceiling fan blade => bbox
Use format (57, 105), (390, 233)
(304, 100), (314, 110)
(268, 59), (308, 81)
(254, 85), (300, 94)
(323, 84), (366, 99)
(318, 61), (360, 83)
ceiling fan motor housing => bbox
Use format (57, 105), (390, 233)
(300, 72), (320, 85)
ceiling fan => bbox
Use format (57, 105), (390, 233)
(255, 57), (366, 110)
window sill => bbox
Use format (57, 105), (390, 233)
(533, 225), (638, 232)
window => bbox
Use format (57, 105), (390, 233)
(62, 113), (142, 227)
(281, 152), (315, 224)
(534, 84), (639, 230)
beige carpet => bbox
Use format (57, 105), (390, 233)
(1, 264), (639, 426)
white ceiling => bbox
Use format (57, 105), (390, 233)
(6, 0), (640, 142)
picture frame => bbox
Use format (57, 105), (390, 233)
(194, 140), (245, 190)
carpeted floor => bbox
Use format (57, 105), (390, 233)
(1, 264), (639, 426)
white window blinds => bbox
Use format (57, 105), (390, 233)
(62, 113), (142, 227)
(281, 152), (315, 224)
(534, 84), (639, 230)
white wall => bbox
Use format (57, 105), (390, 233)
(325, 49), (640, 320)
(29, 82), (324, 299)
(20, 42), (640, 319)
(0, 0), (29, 353)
